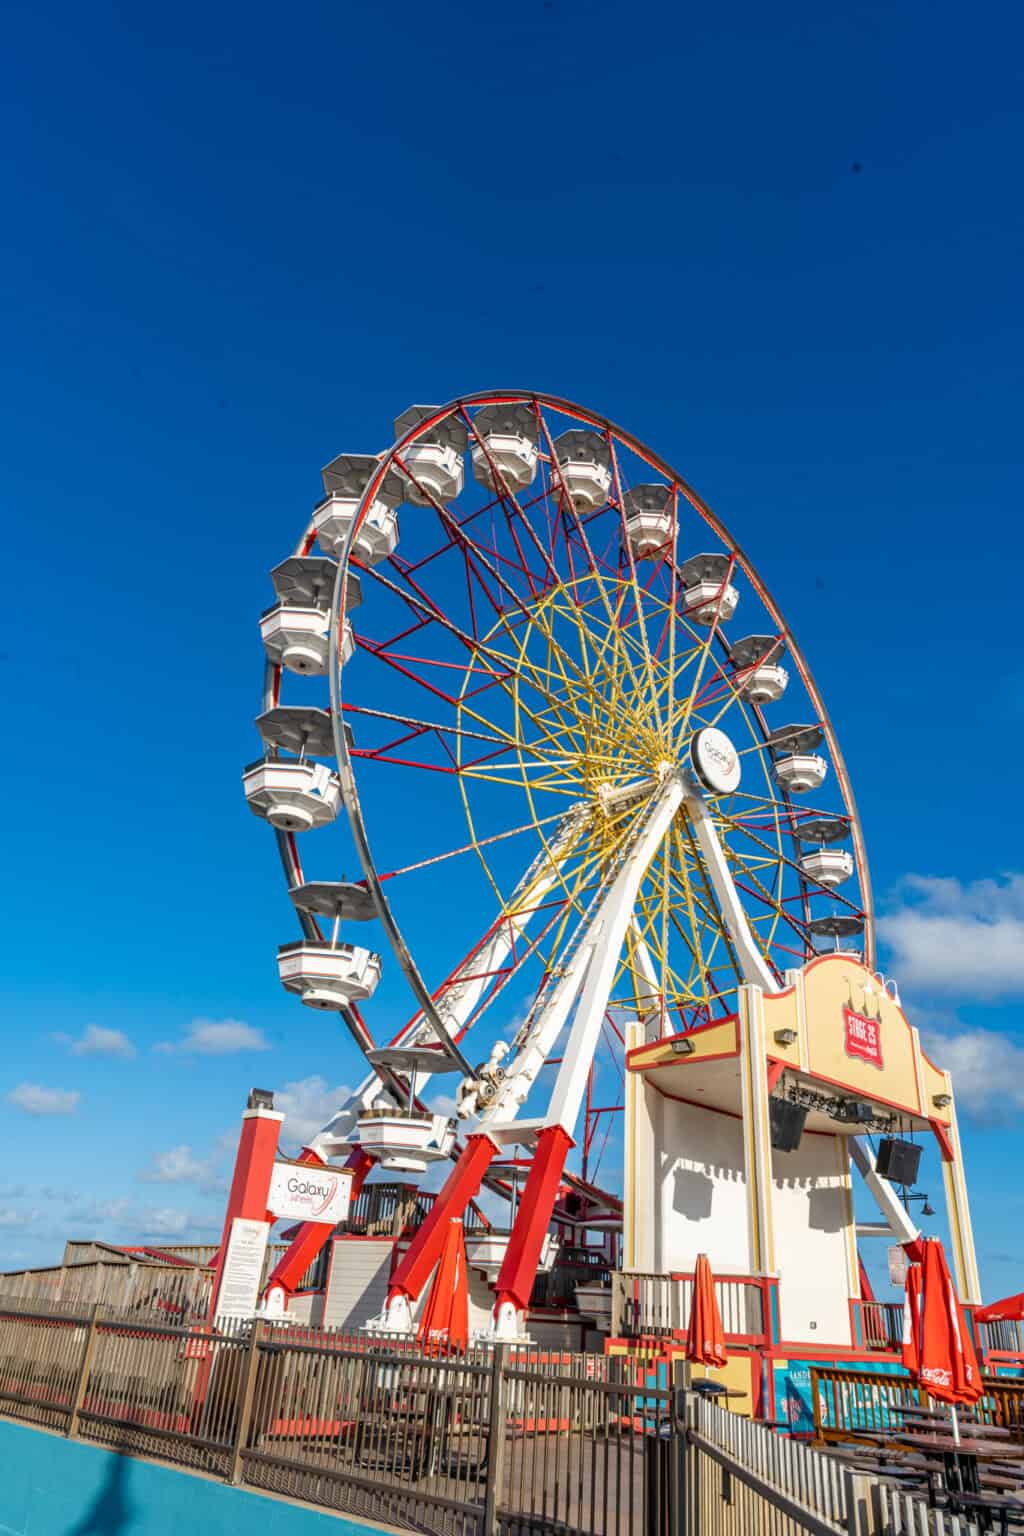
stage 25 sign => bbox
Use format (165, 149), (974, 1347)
(844, 1007), (883, 1068)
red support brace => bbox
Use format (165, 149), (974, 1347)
(387, 1134), (496, 1304)
(207, 1104), (283, 1322)
(494, 1125), (574, 1316)
(264, 1146), (374, 1300)
(929, 1117), (956, 1164)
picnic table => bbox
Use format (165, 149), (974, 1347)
(891, 1432), (1024, 1459)
(890, 1427), (1024, 1531)
(943, 1489), (1024, 1536)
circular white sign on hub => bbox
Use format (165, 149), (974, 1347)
(690, 728), (741, 794)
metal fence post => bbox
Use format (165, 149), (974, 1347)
(229, 1322), (263, 1486)
(671, 1362), (689, 1536)
(482, 1344), (507, 1536)
(67, 1303), (101, 1438)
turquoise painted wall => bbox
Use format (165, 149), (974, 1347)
(0, 1419), (386, 1536)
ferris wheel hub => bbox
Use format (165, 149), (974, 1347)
(595, 773), (658, 810)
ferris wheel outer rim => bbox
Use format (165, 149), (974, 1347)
(320, 388), (875, 1066)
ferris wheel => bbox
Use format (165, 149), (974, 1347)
(244, 390), (873, 1336)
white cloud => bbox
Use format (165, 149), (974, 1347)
(140, 1145), (208, 1185)
(0, 1208), (37, 1229)
(921, 1023), (1024, 1122)
(156, 1018), (270, 1055)
(137, 1207), (192, 1237)
(276, 1076), (352, 1149)
(880, 873), (1024, 998)
(68, 1025), (136, 1059)
(7, 1083), (80, 1116)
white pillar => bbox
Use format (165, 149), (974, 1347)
(738, 983), (775, 1275)
(624, 1020), (657, 1271)
(940, 1079), (982, 1304)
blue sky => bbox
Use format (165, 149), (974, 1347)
(1, 0), (1022, 1297)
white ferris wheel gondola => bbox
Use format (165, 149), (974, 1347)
(259, 557), (362, 675)
(277, 879), (383, 1011)
(469, 401), (540, 492)
(314, 454), (402, 566)
(277, 939), (382, 1009)
(622, 483), (675, 560)
(681, 551), (740, 624)
(393, 405), (468, 506)
(552, 428), (612, 512)
(357, 1045), (461, 1170)
(242, 707), (351, 833)
(729, 633), (789, 705)
(797, 816), (856, 887)
(768, 722), (828, 793)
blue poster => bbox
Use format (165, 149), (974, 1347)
(773, 1357), (909, 1435)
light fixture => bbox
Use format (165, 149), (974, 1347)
(933, 1093), (952, 1109)
(247, 1087), (275, 1110)
(777, 1081), (896, 1134)
(774, 1028), (798, 1046)
(922, 1201), (935, 1217)
(838, 1099), (876, 1125)
(670, 1037), (695, 1056)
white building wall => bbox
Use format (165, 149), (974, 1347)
(656, 1097), (752, 1275)
(771, 1133), (854, 1347)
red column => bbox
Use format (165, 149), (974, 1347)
(263, 1147), (374, 1300)
(494, 1125), (573, 1317)
(388, 1134), (496, 1304)
(207, 1103), (283, 1322)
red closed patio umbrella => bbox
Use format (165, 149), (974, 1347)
(901, 1260), (922, 1377)
(685, 1253), (727, 1369)
(906, 1238), (982, 1442)
(417, 1217), (469, 1352)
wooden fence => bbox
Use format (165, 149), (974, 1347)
(811, 1364), (1024, 1446)
(0, 1260), (215, 1322)
(0, 1297), (989, 1536)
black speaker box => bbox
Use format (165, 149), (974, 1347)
(769, 1096), (807, 1153)
(875, 1136), (922, 1186)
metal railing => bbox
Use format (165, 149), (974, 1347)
(859, 1301), (904, 1352)
(612, 1270), (766, 1341)
(0, 1297), (993, 1535)
(0, 1298), (677, 1535)
(981, 1317), (1024, 1356)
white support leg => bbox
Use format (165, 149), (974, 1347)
(545, 780), (685, 1134)
(849, 1136), (921, 1249)
(681, 781), (778, 994)
(482, 776), (685, 1136)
